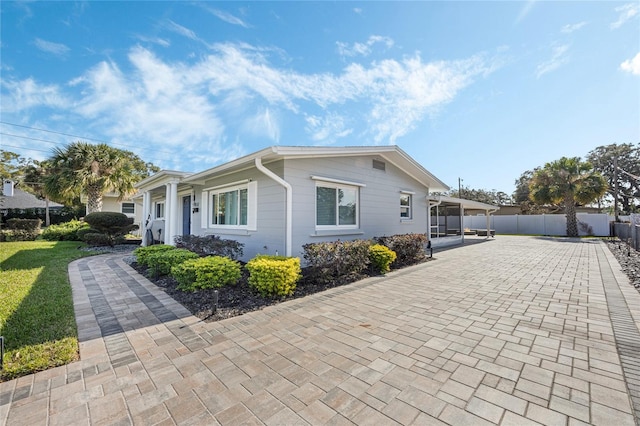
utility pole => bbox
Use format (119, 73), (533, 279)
(614, 156), (619, 222)
(458, 177), (463, 199)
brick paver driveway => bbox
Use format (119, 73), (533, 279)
(2, 236), (639, 425)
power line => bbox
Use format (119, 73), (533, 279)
(0, 121), (178, 157)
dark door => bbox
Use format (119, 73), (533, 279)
(182, 195), (191, 236)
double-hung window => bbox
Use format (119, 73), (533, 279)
(400, 192), (413, 219)
(314, 178), (362, 229)
(202, 181), (257, 230)
(154, 202), (165, 219)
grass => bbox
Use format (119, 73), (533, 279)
(0, 241), (94, 381)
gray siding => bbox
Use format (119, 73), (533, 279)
(284, 156), (430, 259)
(191, 162), (286, 261)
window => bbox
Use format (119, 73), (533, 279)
(155, 202), (165, 219)
(211, 188), (248, 226)
(400, 193), (412, 219)
(121, 202), (135, 215)
(316, 182), (359, 228)
(202, 181), (256, 230)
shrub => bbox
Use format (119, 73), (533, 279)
(82, 232), (112, 247)
(174, 234), (244, 260)
(6, 218), (42, 231)
(302, 239), (371, 284)
(84, 212), (138, 246)
(41, 220), (90, 241)
(246, 255), (301, 298)
(146, 248), (199, 276)
(368, 244), (397, 274)
(134, 244), (176, 267)
(374, 233), (428, 267)
(0, 229), (39, 242)
(172, 256), (242, 292)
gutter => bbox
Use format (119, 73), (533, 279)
(255, 157), (293, 257)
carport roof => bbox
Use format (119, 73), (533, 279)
(428, 195), (500, 212)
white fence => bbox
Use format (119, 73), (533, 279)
(462, 213), (611, 237)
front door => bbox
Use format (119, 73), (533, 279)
(182, 195), (191, 236)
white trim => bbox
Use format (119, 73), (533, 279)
(247, 181), (258, 231)
(203, 179), (250, 192)
(400, 190), (416, 195)
(311, 175), (366, 187)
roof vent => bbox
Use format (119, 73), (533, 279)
(372, 159), (386, 171)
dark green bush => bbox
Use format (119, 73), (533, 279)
(134, 244), (176, 267)
(6, 218), (42, 231)
(302, 239), (371, 284)
(172, 256), (242, 292)
(374, 233), (428, 267)
(82, 232), (112, 247)
(146, 248), (199, 276)
(246, 255), (301, 297)
(174, 234), (244, 260)
(41, 220), (90, 241)
(84, 212), (138, 247)
(368, 244), (397, 274)
(0, 229), (39, 241)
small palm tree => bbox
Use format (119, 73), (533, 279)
(529, 157), (608, 237)
(45, 142), (156, 213)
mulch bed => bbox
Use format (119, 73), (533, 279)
(129, 259), (432, 323)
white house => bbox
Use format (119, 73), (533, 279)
(134, 146), (498, 260)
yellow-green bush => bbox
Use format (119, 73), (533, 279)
(146, 248), (199, 276)
(134, 244), (176, 267)
(172, 256), (242, 292)
(246, 255), (301, 297)
(368, 244), (397, 274)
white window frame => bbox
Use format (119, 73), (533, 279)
(154, 201), (165, 219)
(202, 181), (257, 231)
(314, 180), (361, 230)
(121, 202), (135, 215)
(400, 191), (414, 220)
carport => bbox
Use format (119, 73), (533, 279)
(428, 195), (499, 248)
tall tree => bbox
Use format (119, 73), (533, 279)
(587, 143), (640, 214)
(529, 157), (607, 237)
(45, 142), (158, 213)
(0, 150), (26, 181)
(450, 186), (511, 205)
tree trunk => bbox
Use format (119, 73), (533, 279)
(45, 196), (51, 227)
(86, 184), (103, 214)
(565, 193), (578, 237)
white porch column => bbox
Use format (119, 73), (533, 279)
(142, 191), (152, 246)
(165, 180), (179, 245)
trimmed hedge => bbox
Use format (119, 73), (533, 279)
(84, 212), (138, 247)
(172, 256), (242, 292)
(302, 239), (371, 284)
(146, 248), (199, 276)
(133, 244), (176, 267)
(41, 220), (90, 241)
(6, 218), (42, 231)
(368, 244), (397, 274)
(246, 255), (301, 297)
(1, 218), (42, 241)
(374, 233), (428, 267)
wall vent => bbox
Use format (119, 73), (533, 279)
(372, 159), (386, 171)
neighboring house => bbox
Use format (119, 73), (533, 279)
(81, 192), (144, 235)
(134, 146), (498, 260)
(1, 179), (63, 213)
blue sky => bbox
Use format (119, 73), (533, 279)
(1, 1), (638, 195)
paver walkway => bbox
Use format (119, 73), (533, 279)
(2, 236), (640, 425)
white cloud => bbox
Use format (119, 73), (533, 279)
(1, 78), (69, 112)
(515, 0), (536, 24)
(536, 44), (570, 78)
(337, 35), (394, 58)
(621, 52), (640, 75)
(134, 35), (170, 47)
(163, 20), (198, 41)
(33, 38), (70, 57)
(2, 42), (500, 166)
(206, 8), (250, 28)
(611, 3), (639, 29)
(561, 21), (587, 34)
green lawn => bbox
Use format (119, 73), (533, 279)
(0, 241), (94, 381)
